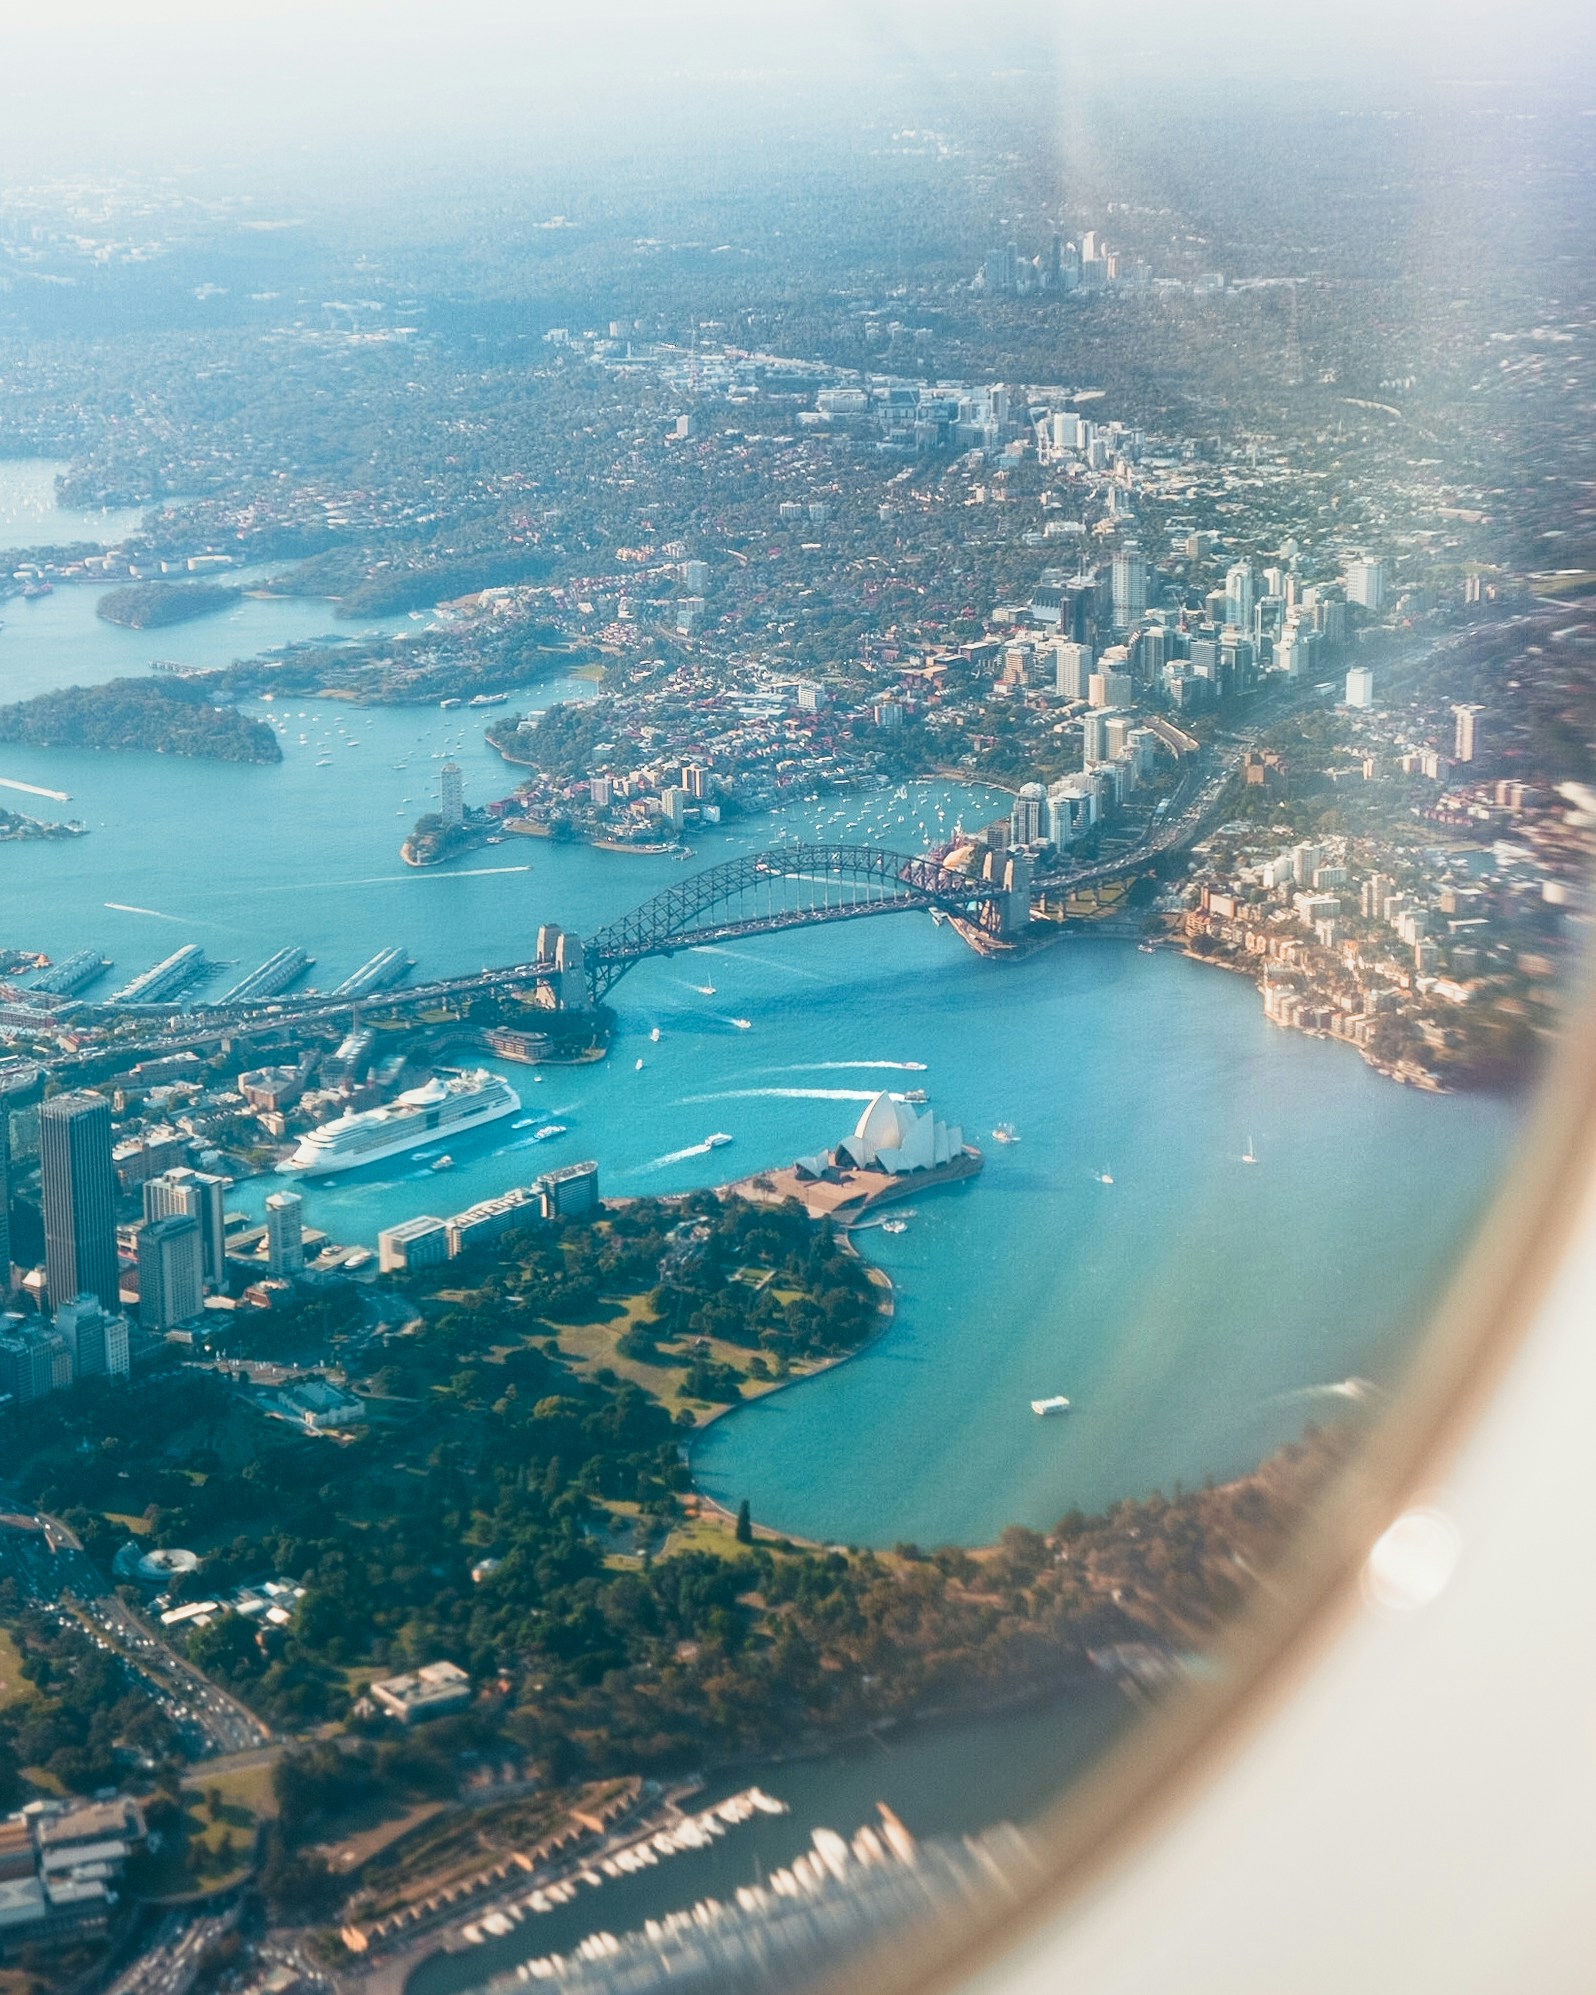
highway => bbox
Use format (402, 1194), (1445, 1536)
(0, 1511), (270, 1758)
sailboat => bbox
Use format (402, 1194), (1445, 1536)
(1242, 1135), (1259, 1166)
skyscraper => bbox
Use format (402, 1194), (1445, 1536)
(265, 1190), (304, 1276)
(1225, 559), (1256, 632)
(1082, 710), (1110, 767)
(54, 1294), (130, 1381)
(40, 1091), (118, 1311)
(1052, 640), (1092, 700)
(1110, 546), (1147, 629)
(143, 1168), (227, 1288)
(136, 1215), (203, 1332)
(1453, 704), (1484, 763)
(440, 760), (464, 829)
(1345, 556), (1389, 612)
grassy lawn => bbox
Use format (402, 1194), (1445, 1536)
(0, 1625), (29, 1712)
(551, 1307), (794, 1424)
(141, 1760), (284, 1894)
(104, 1510), (153, 1536)
(661, 1504), (746, 1560)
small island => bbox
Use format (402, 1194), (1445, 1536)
(0, 805), (86, 843)
(96, 580), (241, 629)
(0, 677), (282, 763)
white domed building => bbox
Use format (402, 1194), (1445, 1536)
(795, 1091), (965, 1178)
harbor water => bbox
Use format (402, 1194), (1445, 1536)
(0, 461), (1525, 1965)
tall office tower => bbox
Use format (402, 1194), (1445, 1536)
(265, 1190), (304, 1276)
(1225, 560), (1256, 633)
(1345, 666), (1375, 709)
(40, 1091), (118, 1311)
(1053, 640), (1093, 700)
(54, 1293), (129, 1380)
(0, 1324), (55, 1405)
(439, 760), (464, 829)
(143, 1168), (227, 1287)
(136, 1215), (203, 1332)
(1082, 710), (1110, 767)
(1110, 546), (1148, 629)
(984, 241), (1019, 292)
(1344, 556), (1390, 612)
(1453, 704), (1485, 763)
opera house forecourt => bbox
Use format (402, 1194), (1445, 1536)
(734, 1092), (983, 1225)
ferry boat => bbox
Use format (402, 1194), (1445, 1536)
(705, 1132), (733, 1149)
(1031, 1395), (1072, 1417)
(282, 1069), (519, 1176)
(532, 1123), (567, 1141)
(902, 1088), (928, 1104)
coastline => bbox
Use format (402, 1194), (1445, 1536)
(1171, 936), (1455, 1093)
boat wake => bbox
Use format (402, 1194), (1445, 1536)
(677, 1086), (882, 1106)
(104, 902), (187, 922)
(778, 1060), (929, 1073)
(633, 1140), (722, 1170)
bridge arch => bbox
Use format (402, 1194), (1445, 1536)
(581, 841), (1019, 1001)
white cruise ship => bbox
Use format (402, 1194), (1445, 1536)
(283, 1070), (520, 1176)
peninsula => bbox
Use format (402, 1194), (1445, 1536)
(0, 677), (282, 763)
(0, 804), (86, 843)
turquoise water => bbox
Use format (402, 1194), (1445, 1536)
(0, 454), (1521, 1554)
(0, 455), (148, 553)
(0, 453), (1528, 1973)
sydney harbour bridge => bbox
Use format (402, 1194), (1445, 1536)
(533, 841), (1035, 1007)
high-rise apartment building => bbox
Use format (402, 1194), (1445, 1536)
(265, 1190), (304, 1276)
(40, 1091), (118, 1311)
(439, 760), (464, 829)
(1345, 666), (1375, 709)
(1110, 546), (1147, 629)
(1453, 704), (1485, 763)
(136, 1215), (204, 1331)
(1052, 640), (1092, 700)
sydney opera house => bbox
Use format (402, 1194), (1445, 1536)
(796, 1092), (973, 1181)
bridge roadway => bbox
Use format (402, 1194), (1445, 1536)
(38, 782), (1229, 1079)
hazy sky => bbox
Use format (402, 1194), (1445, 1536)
(2, 0), (1592, 179)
